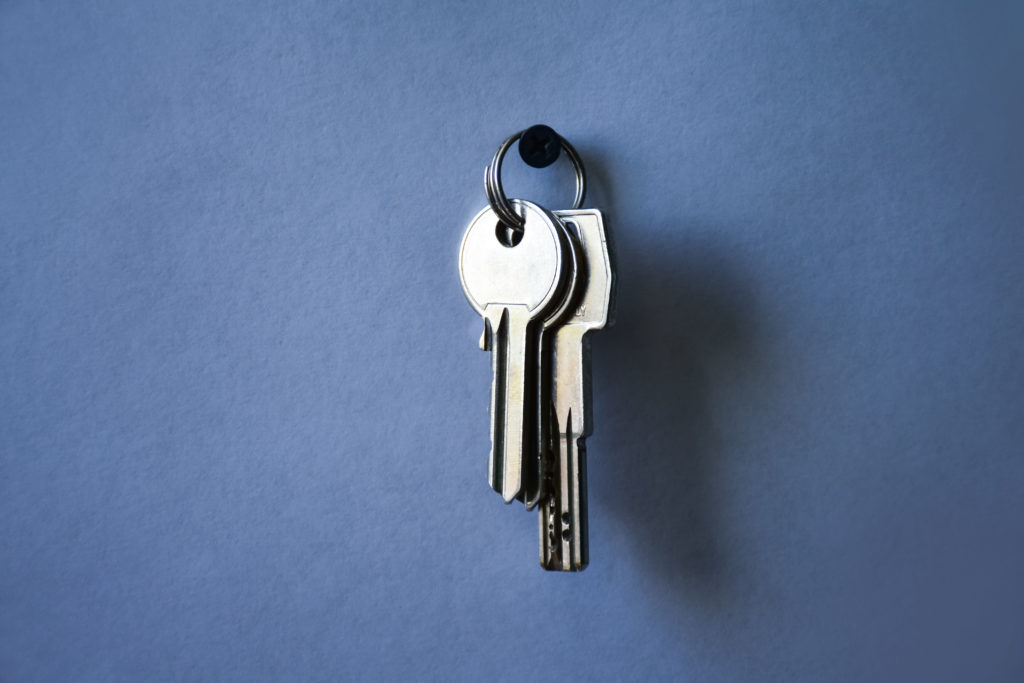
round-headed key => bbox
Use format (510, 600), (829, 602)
(521, 213), (582, 510)
(459, 200), (570, 503)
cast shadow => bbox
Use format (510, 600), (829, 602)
(583, 149), (763, 611)
(595, 235), (760, 609)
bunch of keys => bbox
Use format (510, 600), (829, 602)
(458, 126), (616, 571)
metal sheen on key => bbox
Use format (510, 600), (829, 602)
(459, 126), (614, 571)
(459, 200), (571, 503)
(524, 210), (582, 510)
(541, 209), (615, 571)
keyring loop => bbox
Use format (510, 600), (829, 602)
(484, 130), (587, 230)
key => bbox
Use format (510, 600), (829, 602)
(459, 199), (572, 503)
(521, 212), (581, 510)
(540, 209), (615, 571)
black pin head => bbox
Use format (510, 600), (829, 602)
(518, 124), (562, 168)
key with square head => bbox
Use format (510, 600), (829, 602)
(540, 209), (615, 571)
(459, 199), (573, 504)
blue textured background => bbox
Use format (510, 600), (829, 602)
(2, 1), (1023, 681)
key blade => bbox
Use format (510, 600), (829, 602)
(485, 309), (505, 495)
(485, 304), (537, 504)
(553, 326), (592, 438)
(540, 409), (589, 571)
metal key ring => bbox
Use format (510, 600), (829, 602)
(485, 130), (587, 231)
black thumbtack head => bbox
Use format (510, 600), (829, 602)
(518, 124), (562, 168)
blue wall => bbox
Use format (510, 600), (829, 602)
(2, 1), (1022, 681)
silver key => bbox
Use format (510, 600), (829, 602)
(459, 200), (572, 503)
(522, 213), (582, 510)
(540, 209), (615, 571)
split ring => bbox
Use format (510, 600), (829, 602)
(484, 129), (587, 230)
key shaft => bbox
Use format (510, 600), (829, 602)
(483, 304), (535, 502)
(540, 210), (614, 571)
